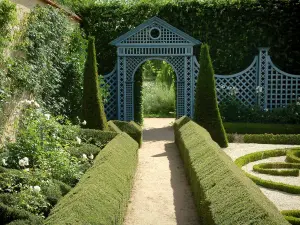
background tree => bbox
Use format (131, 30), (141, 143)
(194, 44), (228, 148)
(82, 36), (108, 130)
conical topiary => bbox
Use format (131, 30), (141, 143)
(194, 44), (228, 147)
(82, 36), (108, 130)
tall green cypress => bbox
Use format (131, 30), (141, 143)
(194, 44), (228, 147)
(82, 36), (108, 130)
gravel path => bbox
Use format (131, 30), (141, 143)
(124, 118), (200, 225)
(223, 143), (300, 210)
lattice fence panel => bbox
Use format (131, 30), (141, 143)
(266, 59), (300, 109)
(103, 67), (118, 120)
(193, 56), (258, 107)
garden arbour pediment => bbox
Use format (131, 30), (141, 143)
(103, 16), (201, 121)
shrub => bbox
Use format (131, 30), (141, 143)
(68, 143), (100, 159)
(224, 122), (300, 134)
(174, 118), (289, 225)
(45, 133), (139, 225)
(79, 129), (117, 148)
(286, 149), (300, 163)
(107, 121), (122, 133)
(235, 149), (300, 194)
(81, 36), (108, 130)
(244, 134), (300, 145)
(194, 44), (227, 147)
(111, 120), (142, 146)
(253, 162), (300, 177)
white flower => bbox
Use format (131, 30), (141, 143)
(19, 159), (26, 167)
(296, 112), (299, 116)
(22, 157), (29, 166)
(82, 120), (87, 126)
(264, 108), (269, 112)
(44, 114), (51, 120)
(88, 154), (94, 160)
(24, 168), (29, 172)
(297, 102), (300, 106)
(82, 154), (87, 160)
(76, 137), (81, 145)
(33, 186), (41, 193)
(33, 102), (40, 108)
(2, 158), (7, 166)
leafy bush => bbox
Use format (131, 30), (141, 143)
(253, 162), (300, 177)
(45, 133), (139, 225)
(224, 122), (300, 134)
(174, 117), (289, 225)
(286, 149), (300, 163)
(219, 98), (300, 124)
(143, 81), (175, 117)
(81, 36), (108, 130)
(235, 149), (300, 194)
(194, 44), (227, 147)
(244, 134), (300, 145)
(79, 129), (117, 148)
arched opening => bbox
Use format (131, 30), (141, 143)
(133, 59), (177, 124)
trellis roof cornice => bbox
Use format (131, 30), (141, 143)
(110, 16), (201, 47)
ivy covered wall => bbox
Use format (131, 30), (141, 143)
(79, 0), (300, 75)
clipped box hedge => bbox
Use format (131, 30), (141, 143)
(45, 132), (139, 225)
(244, 134), (300, 145)
(224, 123), (300, 134)
(174, 116), (289, 225)
(109, 120), (142, 147)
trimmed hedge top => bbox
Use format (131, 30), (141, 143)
(45, 133), (139, 225)
(174, 117), (289, 225)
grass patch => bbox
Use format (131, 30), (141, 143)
(45, 133), (139, 225)
(224, 123), (300, 134)
(253, 162), (300, 176)
(174, 117), (289, 225)
(235, 149), (300, 194)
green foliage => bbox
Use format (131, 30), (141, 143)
(143, 81), (175, 117)
(80, 1), (300, 76)
(111, 120), (142, 146)
(68, 143), (100, 159)
(79, 128), (117, 148)
(45, 133), (139, 225)
(7, 6), (87, 119)
(224, 122), (300, 134)
(107, 120), (122, 133)
(286, 149), (300, 163)
(219, 98), (300, 124)
(174, 117), (289, 225)
(253, 162), (300, 177)
(82, 36), (108, 130)
(244, 134), (300, 145)
(235, 149), (300, 194)
(155, 61), (175, 89)
(281, 210), (300, 225)
(0, 0), (16, 58)
(194, 44), (227, 147)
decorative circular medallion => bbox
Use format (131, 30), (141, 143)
(149, 27), (161, 40)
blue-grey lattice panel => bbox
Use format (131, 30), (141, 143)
(103, 67), (118, 120)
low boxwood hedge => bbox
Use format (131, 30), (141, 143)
(286, 149), (300, 163)
(45, 132), (139, 225)
(281, 210), (300, 225)
(174, 116), (289, 225)
(224, 123), (300, 134)
(235, 149), (300, 194)
(253, 162), (300, 176)
(244, 134), (300, 145)
(110, 120), (142, 147)
(79, 129), (117, 148)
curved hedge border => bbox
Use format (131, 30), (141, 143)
(174, 116), (289, 225)
(286, 149), (300, 163)
(45, 132), (139, 225)
(235, 149), (300, 194)
(281, 210), (300, 225)
(253, 162), (300, 177)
